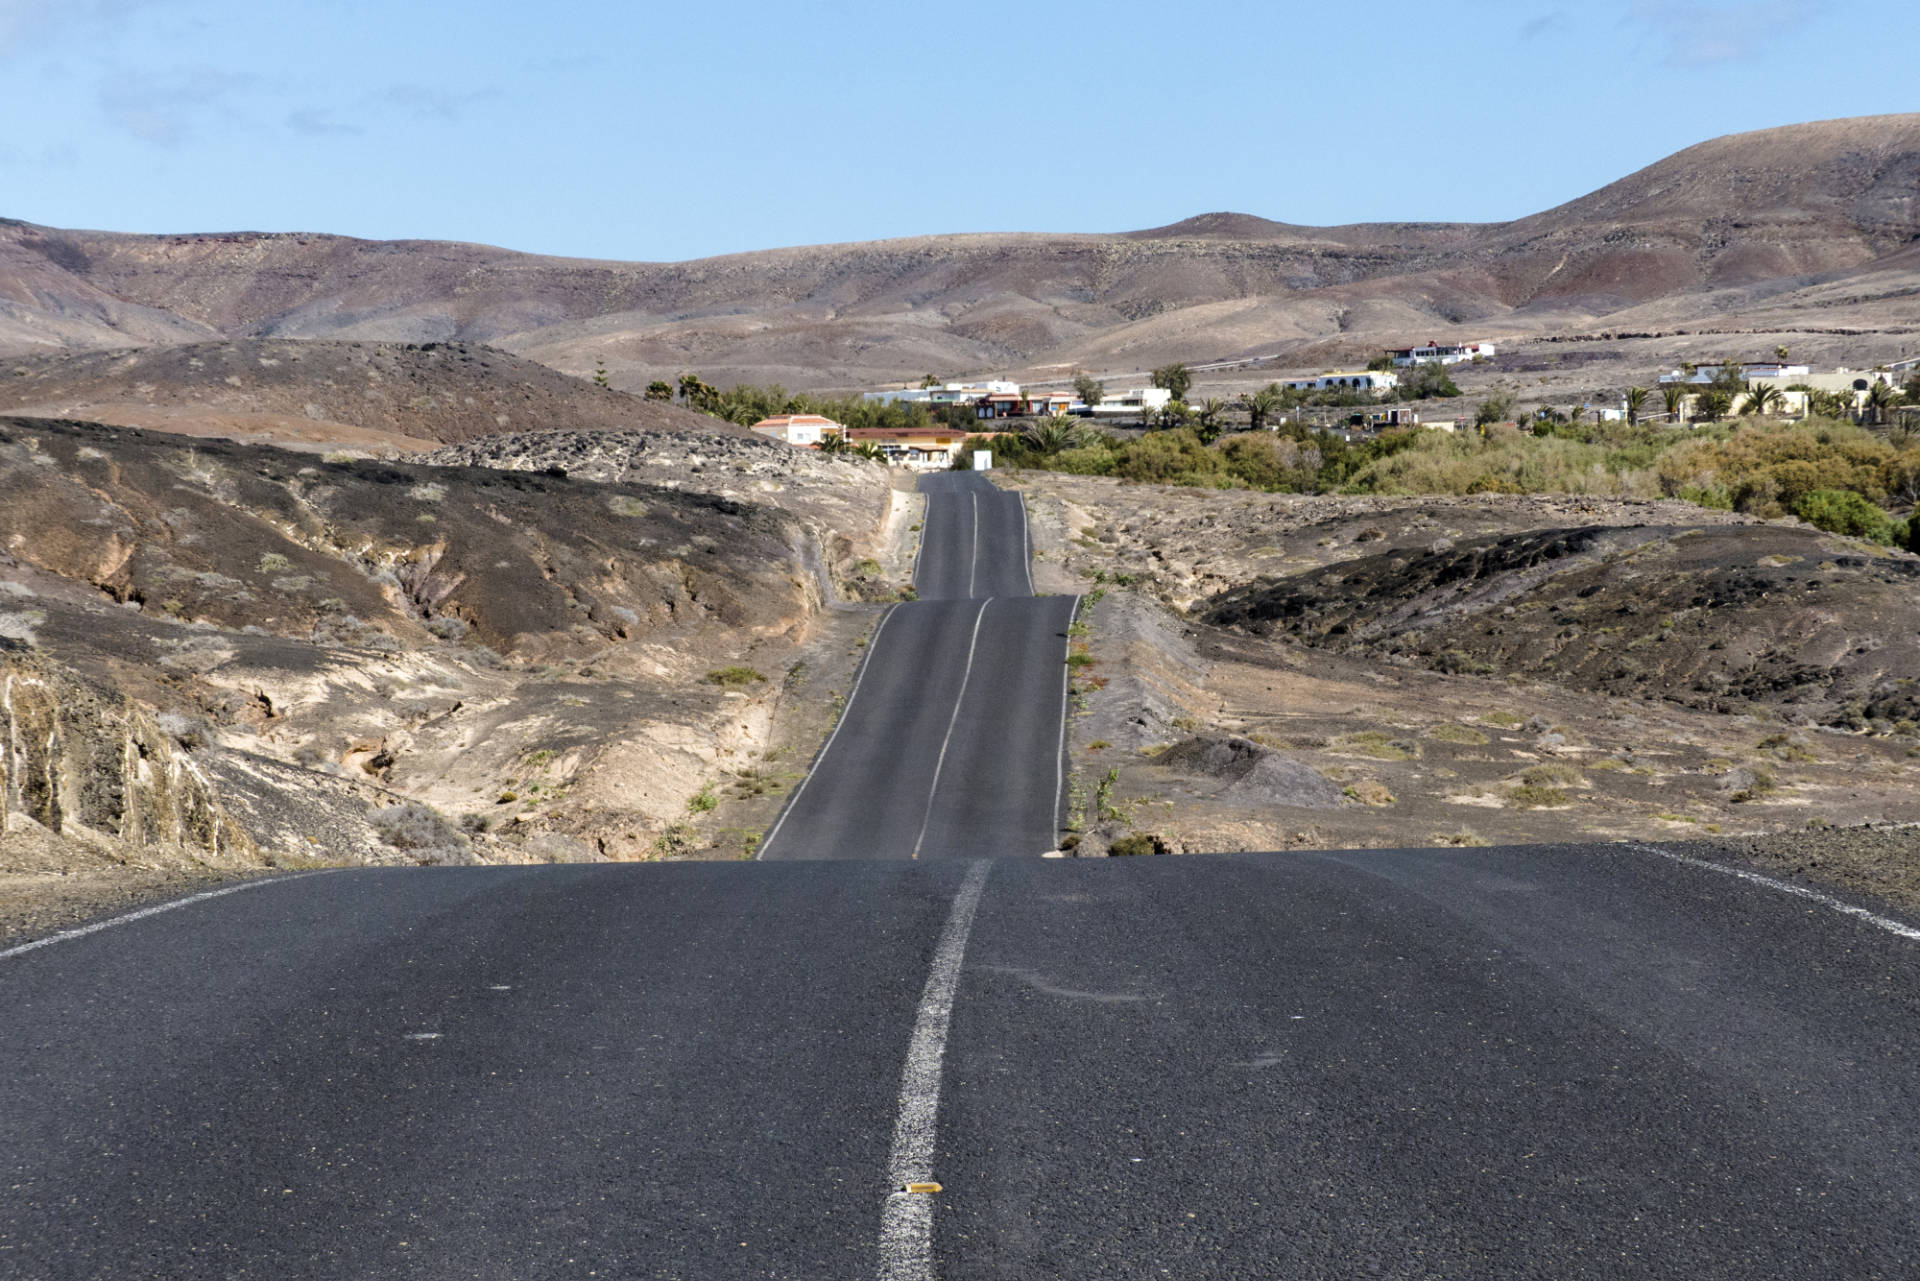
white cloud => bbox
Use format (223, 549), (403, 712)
(1518, 9), (1568, 41)
(286, 107), (363, 137)
(374, 82), (501, 123)
(0, 0), (172, 59)
(1626, 0), (1826, 65)
(97, 68), (259, 146)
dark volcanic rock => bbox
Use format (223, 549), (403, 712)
(0, 417), (821, 661)
(1205, 524), (1920, 732)
(1157, 734), (1346, 809)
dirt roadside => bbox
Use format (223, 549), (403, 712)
(1007, 469), (1920, 912)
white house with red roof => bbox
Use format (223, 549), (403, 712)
(749, 414), (845, 448)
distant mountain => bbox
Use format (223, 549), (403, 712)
(3, 114), (1917, 389)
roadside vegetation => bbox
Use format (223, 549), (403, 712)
(989, 415), (1920, 549)
(660, 370), (1920, 548)
(662, 375), (969, 434)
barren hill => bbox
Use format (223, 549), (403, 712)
(3, 114), (1917, 389)
(0, 339), (735, 450)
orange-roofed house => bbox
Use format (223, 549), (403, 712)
(750, 414), (845, 448)
(844, 427), (974, 470)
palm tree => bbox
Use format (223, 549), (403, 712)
(1243, 386), (1283, 432)
(1661, 384), (1687, 424)
(1023, 418), (1086, 455)
(1696, 389), (1733, 423)
(1865, 380), (1898, 426)
(1744, 383), (1786, 417)
(1624, 386), (1649, 426)
(1194, 398), (1229, 444)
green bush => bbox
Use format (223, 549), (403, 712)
(1111, 429), (1224, 485)
(1792, 489), (1902, 544)
(706, 666), (767, 687)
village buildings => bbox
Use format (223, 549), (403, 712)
(748, 414), (844, 447)
(1280, 370), (1399, 394)
(1388, 341), (1495, 367)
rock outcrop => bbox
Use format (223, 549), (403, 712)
(1, 648), (255, 862)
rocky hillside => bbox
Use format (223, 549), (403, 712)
(1205, 524), (1920, 732)
(0, 413), (906, 939)
(0, 417), (818, 660)
(3, 115), (1916, 387)
(0, 339), (734, 451)
(422, 428), (900, 593)
(1, 647), (254, 863)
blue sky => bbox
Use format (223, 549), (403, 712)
(0, 0), (1909, 262)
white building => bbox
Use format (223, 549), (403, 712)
(1388, 341), (1495, 367)
(1659, 362), (1809, 384)
(863, 380), (1022, 406)
(1280, 371), (1398, 394)
(1089, 388), (1173, 417)
(749, 414), (843, 447)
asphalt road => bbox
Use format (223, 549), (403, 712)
(3, 848), (1918, 1278)
(760, 471), (1074, 861)
(912, 472), (1034, 602)
(6, 471), (1920, 1278)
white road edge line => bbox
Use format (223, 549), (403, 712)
(1630, 843), (1920, 942)
(967, 492), (979, 600)
(909, 599), (991, 861)
(1017, 492), (1035, 597)
(758, 605), (900, 860)
(1053, 594), (1083, 841)
(877, 858), (992, 1281)
(911, 488), (930, 590)
(0, 871), (329, 962)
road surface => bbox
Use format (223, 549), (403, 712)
(4, 471), (1920, 1279)
(2, 849), (1917, 1278)
(760, 472), (1075, 860)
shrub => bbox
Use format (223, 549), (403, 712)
(1428, 723), (1490, 745)
(1792, 489), (1902, 544)
(1111, 429), (1224, 485)
(1336, 731), (1418, 760)
(688, 783), (718, 814)
(369, 803), (470, 863)
(706, 666), (767, 687)
(1109, 832), (1167, 856)
(1343, 779), (1396, 806)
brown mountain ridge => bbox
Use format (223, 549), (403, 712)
(3, 114), (1917, 390)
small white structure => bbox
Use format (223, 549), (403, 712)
(750, 414), (843, 447)
(1659, 363), (1809, 385)
(863, 380), (1022, 406)
(1388, 341), (1495, 367)
(1280, 371), (1398, 394)
(1090, 388), (1173, 417)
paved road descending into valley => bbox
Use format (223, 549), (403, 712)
(5, 470), (1920, 1279)
(3, 849), (1918, 1278)
(760, 471), (1075, 860)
